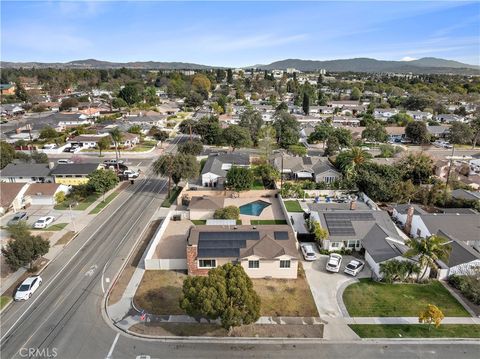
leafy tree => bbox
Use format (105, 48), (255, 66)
(308, 220), (328, 246)
(222, 125), (253, 151)
(397, 153), (434, 184)
(258, 125), (276, 158)
(194, 116), (222, 145)
(302, 92), (310, 115)
(152, 153), (199, 195)
(308, 123), (333, 148)
(213, 206), (240, 220)
(30, 151), (48, 164)
(405, 121), (430, 144)
(324, 136), (340, 156)
(2, 223), (50, 270)
(317, 89), (327, 106)
(39, 126), (58, 140)
(128, 125), (142, 135)
(143, 86), (159, 105)
(378, 144), (400, 158)
(88, 169), (119, 201)
(388, 113), (413, 126)
(335, 147), (372, 177)
(419, 304), (444, 330)
(192, 73), (211, 96)
(227, 69), (233, 84)
(380, 259), (420, 283)
(178, 140), (203, 156)
(350, 87), (361, 100)
(226, 166), (254, 192)
(15, 83), (28, 101)
(54, 191), (66, 204)
(254, 163), (279, 188)
(185, 91), (204, 108)
(60, 97), (79, 111)
(274, 111), (300, 148)
(287, 144), (307, 157)
(97, 136), (111, 157)
(118, 84), (141, 105)
(355, 162), (403, 202)
(448, 122), (473, 145)
(112, 97), (128, 109)
(331, 127), (353, 148)
(403, 95), (434, 111)
(179, 263), (261, 329)
(1, 141), (16, 168)
(405, 235), (451, 281)
(238, 108), (263, 146)
(470, 116), (480, 149)
(362, 122), (388, 143)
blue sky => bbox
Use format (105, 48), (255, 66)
(1, 1), (479, 66)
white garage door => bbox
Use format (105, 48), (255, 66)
(31, 197), (54, 206)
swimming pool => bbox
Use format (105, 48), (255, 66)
(239, 200), (271, 216)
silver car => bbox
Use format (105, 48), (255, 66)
(300, 243), (317, 261)
(14, 276), (42, 301)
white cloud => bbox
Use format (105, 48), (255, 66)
(401, 57), (418, 62)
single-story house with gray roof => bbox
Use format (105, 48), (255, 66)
(0, 163), (53, 183)
(201, 152), (250, 188)
(272, 154), (341, 184)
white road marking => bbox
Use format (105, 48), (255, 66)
(105, 333), (120, 359)
(85, 264), (98, 277)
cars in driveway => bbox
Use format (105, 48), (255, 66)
(344, 259), (365, 276)
(14, 276), (42, 301)
(7, 212), (29, 226)
(33, 216), (55, 229)
(300, 243), (317, 261)
(104, 159), (124, 165)
(326, 253), (342, 272)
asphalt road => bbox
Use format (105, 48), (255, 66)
(1, 135), (479, 359)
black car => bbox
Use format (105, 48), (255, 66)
(7, 212), (29, 226)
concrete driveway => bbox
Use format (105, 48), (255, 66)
(302, 253), (371, 318)
(0, 206), (69, 234)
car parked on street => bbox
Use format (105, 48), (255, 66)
(14, 276), (42, 301)
(104, 159), (124, 165)
(326, 253), (342, 272)
(344, 259), (365, 276)
(57, 159), (74, 164)
(300, 243), (317, 261)
(33, 216), (55, 229)
(7, 212), (29, 226)
(123, 169), (139, 179)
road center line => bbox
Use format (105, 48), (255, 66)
(105, 333), (120, 359)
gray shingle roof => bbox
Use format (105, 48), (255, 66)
(0, 163), (51, 178)
(201, 152), (250, 177)
(437, 230), (480, 267)
(362, 224), (407, 262)
(451, 189), (480, 201)
(420, 214), (480, 243)
(50, 163), (99, 176)
(273, 155), (340, 177)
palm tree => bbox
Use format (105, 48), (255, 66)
(335, 147), (371, 177)
(109, 128), (124, 171)
(404, 235), (451, 281)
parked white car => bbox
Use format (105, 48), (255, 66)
(326, 253), (342, 272)
(104, 159), (124, 165)
(344, 259), (365, 276)
(300, 243), (317, 261)
(123, 169), (139, 179)
(33, 216), (55, 229)
(14, 276), (42, 301)
(57, 159), (74, 164)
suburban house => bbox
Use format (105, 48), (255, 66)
(0, 83), (16, 95)
(427, 125), (450, 139)
(0, 163), (53, 183)
(392, 204), (480, 252)
(436, 114), (466, 123)
(272, 154), (342, 184)
(386, 126), (406, 142)
(373, 108), (399, 120)
(201, 152), (250, 188)
(451, 189), (480, 202)
(436, 232), (480, 280)
(50, 163), (101, 185)
(24, 183), (69, 206)
(308, 201), (411, 279)
(68, 134), (110, 149)
(0, 104), (25, 117)
(124, 114), (167, 128)
(0, 183), (29, 214)
(407, 111), (433, 121)
(328, 100), (359, 109)
(186, 225), (299, 279)
(42, 113), (93, 129)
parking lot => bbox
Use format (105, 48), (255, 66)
(302, 251), (371, 319)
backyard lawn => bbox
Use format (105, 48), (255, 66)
(284, 200), (303, 212)
(343, 279), (470, 317)
(349, 324), (480, 338)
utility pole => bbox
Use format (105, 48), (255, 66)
(69, 203), (77, 233)
(443, 144), (456, 207)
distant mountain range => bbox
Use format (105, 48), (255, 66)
(1, 57), (479, 75)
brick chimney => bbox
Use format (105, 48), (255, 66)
(186, 246), (209, 276)
(404, 205), (414, 236)
(350, 200), (357, 210)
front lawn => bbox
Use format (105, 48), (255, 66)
(46, 223), (68, 231)
(89, 191), (120, 214)
(284, 200), (303, 212)
(54, 193), (100, 211)
(250, 220), (288, 225)
(349, 324), (480, 338)
(161, 186), (182, 208)
(0, 296), (11, 311)
(343, 279), (470, 317)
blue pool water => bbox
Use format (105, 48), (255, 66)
(239, 200), (271, 216)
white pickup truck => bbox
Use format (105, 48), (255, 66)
(123, 169), (139, 179)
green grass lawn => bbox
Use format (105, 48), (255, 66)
(250, 220), (288, 225)
(161, 187), (183, 208)
(343, 279), (470, 317)
(349, 324), (480, 338)
(89, 191), (120, 214)
(46, 223), (68, 231)
(0, 296), (12, 311)
(251, 179), (265, 190)
(284, 200), (303, 212)
(191, 220), (206, 225)
(54, 193), (100, 211)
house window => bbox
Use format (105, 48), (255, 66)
(324, 176), (335, 184)
(416, 229), (422, 237)
(331, 242), (340, 248)
(248, 260), (260, 269)
(348, 240), (357, 248)
(280, 260), (291, 268)
(198, 259), (216, 268)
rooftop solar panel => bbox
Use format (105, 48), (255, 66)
(199, 239), (246, 248)
(198, 248), (240, 258)
(274, 231), (289, 240)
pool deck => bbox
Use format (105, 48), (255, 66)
(224, 197), (284, 224)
